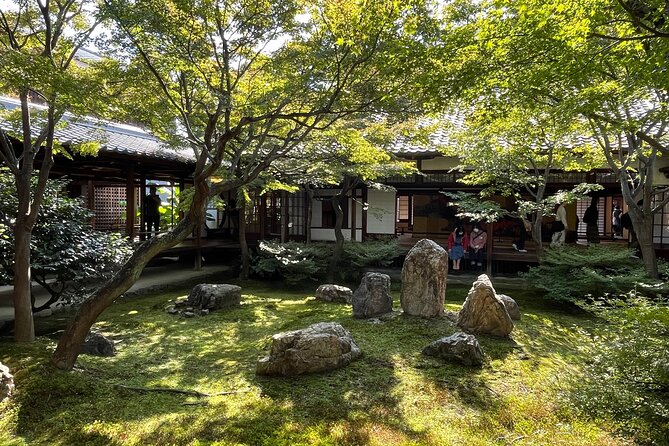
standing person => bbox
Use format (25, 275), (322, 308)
(469, 223), (487, 269)
(512, 217), (531, 253)
(583, 197), (600, 245)
(447, 225), (469, 271)
(143, 185), (161, 238)
(612, 202), (622, 237)
(550, 202), (567, 247)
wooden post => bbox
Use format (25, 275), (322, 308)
(281, 191), (288, 243)
(486, 221), (494, 276)
(87, 180), (95, 229)
(125, 168), (136, 239)
(350, 189), (357, 241)
(139, 175), (146, 241)
(361, 185), (368, 241)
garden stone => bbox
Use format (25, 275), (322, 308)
(422, 332), (484, 367)
(498, 294), (521, 320)
(316, 284), (353, 304)
(80, 332), (116, 357)
(183, 311), (195, 318)
(256, 322), (362, 376)
(352, 272), (392, 319)
(187, 284), (241, 310)
(400, 238), (448, 318)
(457, 274), (514, 337)
(0, 362), (14, 402)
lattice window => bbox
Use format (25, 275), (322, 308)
(93, 186), (127, 231)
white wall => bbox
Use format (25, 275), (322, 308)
(654, 156), (669, 186)
(420, 156), (460, 171)
(366, 189), (396, 234)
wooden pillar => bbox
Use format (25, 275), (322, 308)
(194, 224), (202, 271)
(259, 194), (266, 240)
(350, 189), (357, 241)
(139, 175), (147, 241)
(361, 185), (368, 242)
(125, 168), (136, 239)
(486, 221), (494, 276)
(87, 180), (95, 228)
(281, 191), (288, 243)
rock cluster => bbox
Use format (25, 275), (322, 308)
(400, 239), (448, 318)
(166, 283), (241, 317)
(352, 272), (393, 318)
(457, 274), (514, 337)
(0, 362), (14, 402)
(422, 332), (484, 367)
(497, 293), (521, 320)
(316, 284), (353, 304)
(256, 322), (361, 376)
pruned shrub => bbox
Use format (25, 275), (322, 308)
(521, 245), (669, 303)
(0, 173), (133, 311)
(568, 295), (669, 444)
(252, 239), (401, 284)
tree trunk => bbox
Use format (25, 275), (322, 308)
(628, 206), (658, 279)
(531, 218), (543, 258)
(326, 193), (346, 283)
(13, 221), (35, 342)
(239, 202), (250, 280)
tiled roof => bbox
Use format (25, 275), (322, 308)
(0, 96), (194, 163)
(388, 112), (466, 156)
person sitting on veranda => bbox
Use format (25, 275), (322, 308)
(469, 223), (487, 269)
(447, 225), (469, 271)
(550, 203), (568, 247)
(144, 186), (161, 238)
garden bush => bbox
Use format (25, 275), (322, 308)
(0, 173), (133, 311)
(252, 239), (401, 284)
(568, 295), (669, 444)
(522, 245), (669, 304)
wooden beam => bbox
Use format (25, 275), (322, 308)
(125, 168), (136, 239)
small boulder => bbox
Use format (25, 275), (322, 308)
(352, 272), (392, 319)
(498, 294), (521, 320)
(256, 322), (362, 376)
(0, 362), (14, 402)
(316, 284), (353, 304)
(80, 332), (116, 357)
(187, 284), (241, 310)
(400, 239), (448, 318)
(457, 274), (514, 337)
(422, 332), (484, 367)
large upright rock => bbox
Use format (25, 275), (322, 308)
(352, 272), (392, 318)
(187, 284), (241, 310)
(422, 332), (484, 367)
(256, 322), (362, 376)
(0, 362), (14, 402)
(316, 284), (353, 304)
(400, 239), (448, 318)
(457, 274), (514, 337)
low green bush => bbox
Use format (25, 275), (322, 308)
(522, 245), (669, 303)
(568, 295), (669, 444)
(252, 239), (401, 284)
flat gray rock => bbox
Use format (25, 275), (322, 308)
(422, 332), (484, 366)
(316, 284), (353, 304)
(80, 332), (116, 357)
(457, 274), (514, 337)
(400, 239), (448, 318)
(352, 272), (392, 319)
(187, 284), (241, 310)
(256, 322), (362, 376)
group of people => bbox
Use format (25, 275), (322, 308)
(447, 223), (488, 271)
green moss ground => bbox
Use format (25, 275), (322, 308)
(0, 280), (630, 445)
